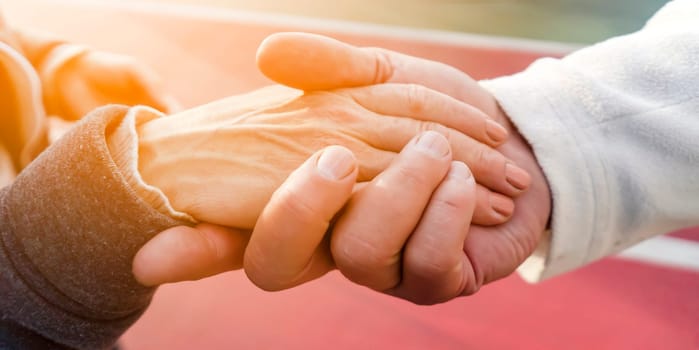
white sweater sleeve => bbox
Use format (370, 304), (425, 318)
(481, 0), (699, 282)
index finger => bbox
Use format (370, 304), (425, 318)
(256, 32), (496, 114)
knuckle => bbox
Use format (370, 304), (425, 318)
(394, 163), (432, 190)
(418, 121), (448, 136)
(332, 234), (397, 282)
(275, 187), (324, 226)
(405, 83), (428, 115)
(417, 121), (437, 133)
(372, 49), (395, 82)
(194, 229), (225, 263)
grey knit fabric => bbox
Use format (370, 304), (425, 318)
(1, 105), (187, 349)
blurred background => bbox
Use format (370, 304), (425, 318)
(132, 0), (670, 43)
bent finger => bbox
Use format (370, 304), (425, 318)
(331, 131), (452, 291)
(362, 112), (528, 197)
(390, 161), (477, 304)
(133, 223), (250, 286)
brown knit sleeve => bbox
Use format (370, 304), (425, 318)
(0, 105), (189, 349)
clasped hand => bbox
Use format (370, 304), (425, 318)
(133, 33), (550, 305)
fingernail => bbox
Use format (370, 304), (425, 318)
(505, 163), (531, 191)
(490, 195), (514, 218)
(448, 161), (472, 180)
(317, 146), (356, 180)
(485, 120), (508, 143)
(414, 130), (450, 158)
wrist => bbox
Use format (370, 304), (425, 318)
(109, 106), (195, 223)
(134, 90), (302, 228)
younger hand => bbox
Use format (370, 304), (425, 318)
(244, 131), (478, 302)
(251, 32), (551, 303)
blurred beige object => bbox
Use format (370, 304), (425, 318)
(0, 6), (178, 185)
(39, 45), (180, 120)
(0, 35), (46, 171)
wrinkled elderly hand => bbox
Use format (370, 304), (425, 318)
(137, 83), (528, 229)
(244, 32), (550, 304)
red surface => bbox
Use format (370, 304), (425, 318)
(123, 259), (698, 350)
(670, 228), (699, 242)
(4, 2), (698, 349)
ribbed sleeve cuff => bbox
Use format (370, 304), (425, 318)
(107, 105), (196, 224)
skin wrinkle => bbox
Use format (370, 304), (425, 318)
(404, 83), (429, 116)
(370, 48), (395, 85)
(150, 125), (364, 218)
(342, 233), (402, 290)
(146, 87), (494, 227)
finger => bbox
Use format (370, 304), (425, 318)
(260, 36), (531, 196)
(244, 145), (358, 291)
(334, 84), (528, 196)
(358, 112), (528, 198)
(256, 32), (496, 114)
(257, 32), (383, 91)
(331, 131), (452, 291)
(472, 185), (515, 225)
(340, 83), (508, 147)
(359, 174), (513, 227)
(132, 223), (250, 286)
(349, 112), (513, 225)
(389, 161), (476, 304)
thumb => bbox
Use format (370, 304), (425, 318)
(132, 223), (250, 286)
(244, 145), (358, 291)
